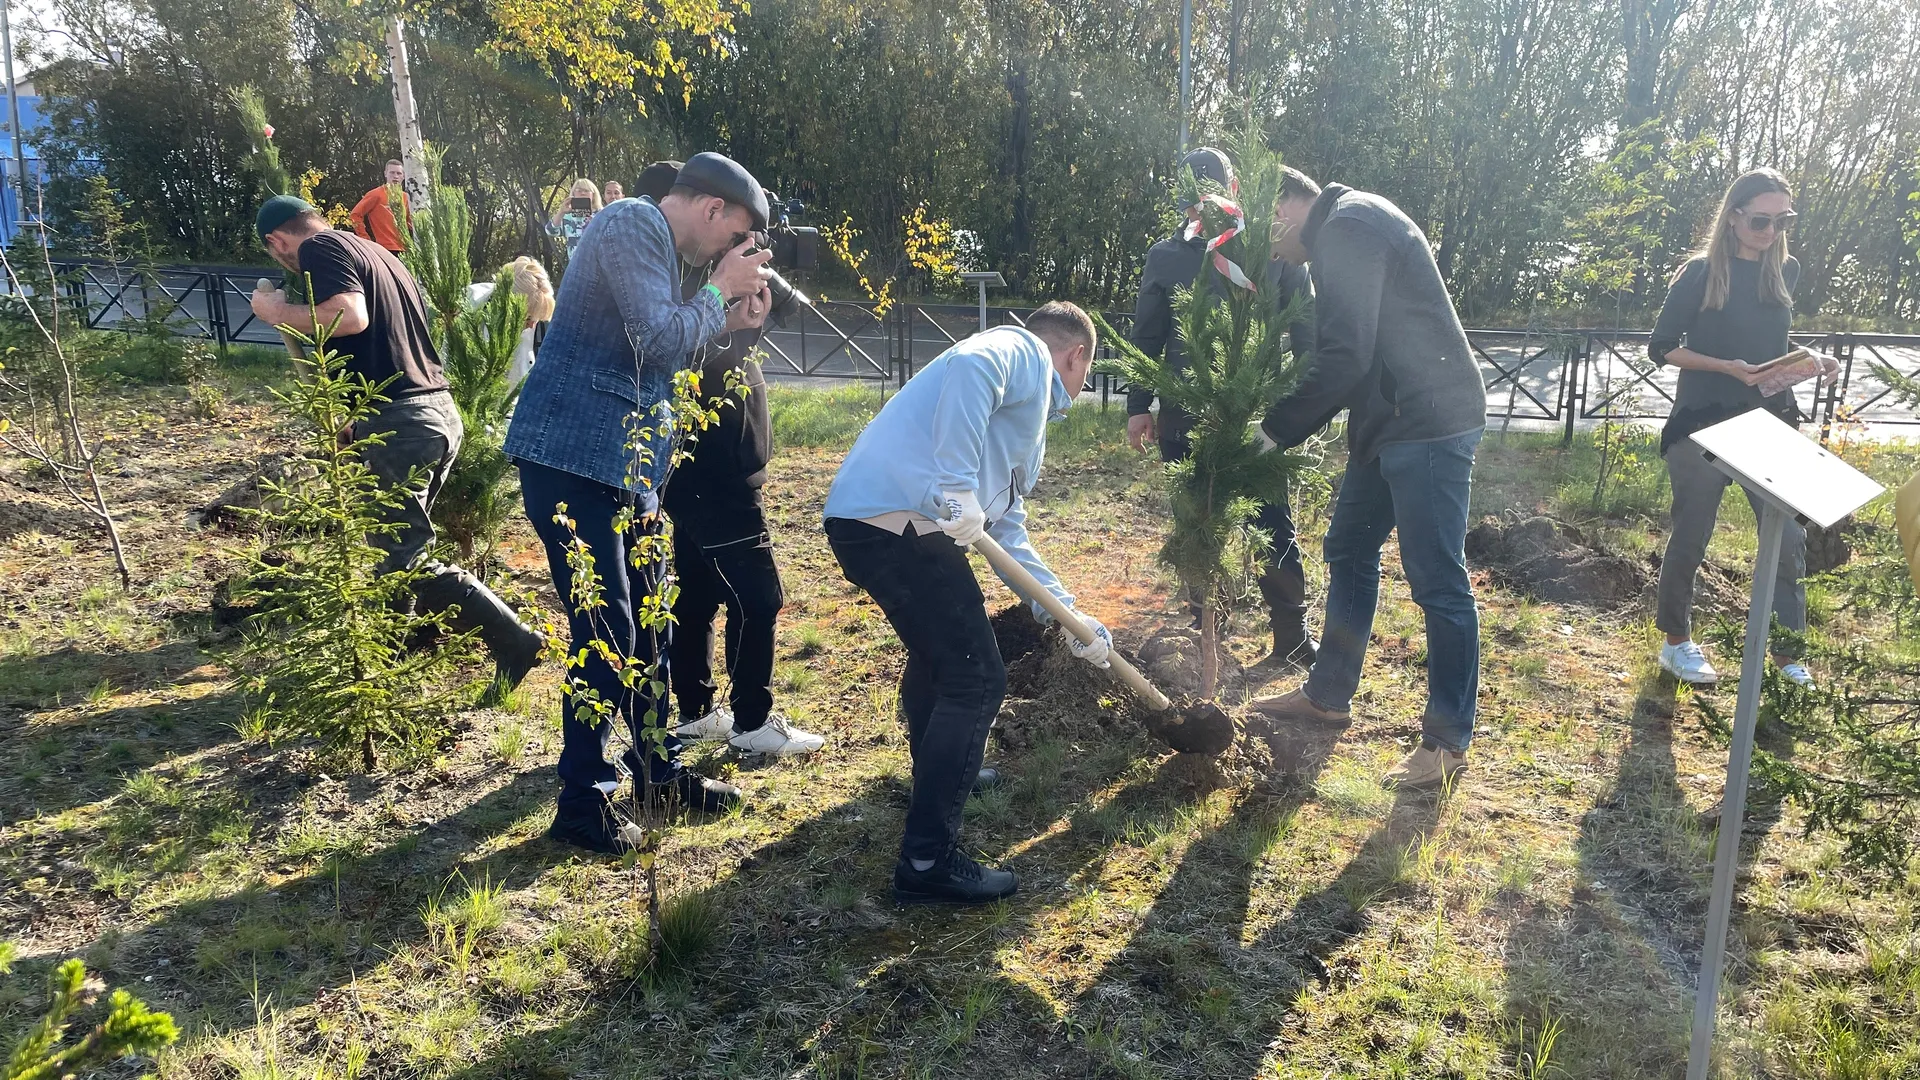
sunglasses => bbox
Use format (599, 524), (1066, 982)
(1737, 209), (1798, 234)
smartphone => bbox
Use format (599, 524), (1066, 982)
(570, 196), (592, 212)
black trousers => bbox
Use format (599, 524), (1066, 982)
(1158, 401), (1308, 633)
(518, 461), (678, 817)
(668, 509), (784, 732)
(826, 518), (1006, 863)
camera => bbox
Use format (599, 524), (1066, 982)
(753, 191), (819, 323)
(570, 196), (593, 212)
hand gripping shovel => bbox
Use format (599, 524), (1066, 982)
(971, 534), (1236, 755)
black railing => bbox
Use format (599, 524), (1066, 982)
(31, 258), (1920, 441)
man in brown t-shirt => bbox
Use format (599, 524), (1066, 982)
(248, 195), (542, 693)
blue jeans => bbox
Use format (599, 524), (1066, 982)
(519, 461), (680, 819)
(1304, 430), (1481, 752)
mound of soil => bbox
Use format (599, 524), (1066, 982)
(1135, 625), (1244, 699)
(1466, 515), (1648, 606)
(190, 453), (318, 531)
(989, 603), (1157, 752)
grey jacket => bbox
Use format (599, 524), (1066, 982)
(1261, 184), (1484, 463)
(1127, 234), (1315, 417)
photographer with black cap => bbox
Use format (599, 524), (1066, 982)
(632, 162), (828, 760)
(504, 151), (776, 855)
(1126, 147), (1319, 672)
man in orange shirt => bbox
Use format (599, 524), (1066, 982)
(349, 160), (412, 253)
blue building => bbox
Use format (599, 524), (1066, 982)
(0, 77), (49, 246)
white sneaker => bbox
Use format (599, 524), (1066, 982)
(1779, 663), (1815, 688)
(1659, 640), (1720, 685)
(673, 706), (735, 741)
(728, 714), (826, 757)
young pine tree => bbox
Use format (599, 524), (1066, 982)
(435, 266), (528, 562)
(3, 958), (177, 1080)
(1100, 138), (1316, 698)
(236, 303), (474, 771)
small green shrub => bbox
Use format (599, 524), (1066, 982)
(2, 958), (178, 1080)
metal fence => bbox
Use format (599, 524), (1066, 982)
(41, 258), (1920, 439)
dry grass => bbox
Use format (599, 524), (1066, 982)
(0, 377), (1915, 1078)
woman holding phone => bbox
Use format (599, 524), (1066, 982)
(548, 178), (603, 259)
(1648, 167), (1813, 688)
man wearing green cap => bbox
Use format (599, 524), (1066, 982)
(248, 195), (545, 695)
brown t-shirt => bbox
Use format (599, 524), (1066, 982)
(298, 230), (446, 397)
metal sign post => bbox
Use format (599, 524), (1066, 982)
(957, 271), (1006, 334)
(1683, 409), (1881, 1080)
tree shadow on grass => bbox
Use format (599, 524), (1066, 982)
(1499, 677), (1787, 1078)
(0, 642), (238, 823)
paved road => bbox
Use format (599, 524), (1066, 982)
(75, 267), (1920, 434)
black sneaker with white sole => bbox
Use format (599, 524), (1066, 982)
(892, 849), (1018, 905)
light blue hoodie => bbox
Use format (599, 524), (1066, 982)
(823, 325), (1075, 621)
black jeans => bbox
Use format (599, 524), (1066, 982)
(1158, 402), (1308, 633)
(519, 461), (679, 817)
(668, 509), (785, 732)
(826, 518), (1006, 863)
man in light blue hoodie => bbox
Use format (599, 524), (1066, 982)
(823, 301), (1113, 905)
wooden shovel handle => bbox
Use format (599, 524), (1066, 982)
(971, 533), (1173, 712)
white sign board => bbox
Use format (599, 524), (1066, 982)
(1690, 409), (1882, 528)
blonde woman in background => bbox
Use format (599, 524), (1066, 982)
(1647, 167), (1814, 688)
(508, 255), (554, 390)
(548, 179), (602, 257)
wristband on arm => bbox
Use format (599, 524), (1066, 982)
(700, 282), (725, 307)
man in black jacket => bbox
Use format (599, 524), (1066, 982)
(1253, 171), (1487, 790)
(1128, 148), (1318, 671)
(642, 162), (826, 758)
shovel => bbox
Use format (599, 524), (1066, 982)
(972, 533), (1236, 755)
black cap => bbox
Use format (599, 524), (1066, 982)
(1180, 147), (1234, 190)
(674, 152), (770, 231)
(636, 160), (683, 203)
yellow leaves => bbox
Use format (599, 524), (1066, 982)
(482, 0), (741, 110)
(902, 203), (960, 289)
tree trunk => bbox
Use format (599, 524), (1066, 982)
(1199, 603), (1219, 701)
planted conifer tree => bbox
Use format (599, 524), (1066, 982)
(1100, 135), (1317, 699)
(402, 157), (524, 563)
(236, 300), (474, 770)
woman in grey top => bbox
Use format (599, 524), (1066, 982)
(1647, 167), (1813, 688)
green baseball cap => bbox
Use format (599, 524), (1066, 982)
(256, 194), (315, 240)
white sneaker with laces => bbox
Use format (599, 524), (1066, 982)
(1779, 662), (1815, 688)
(729, 714), (826, 757)
(673, 706), (736, 742)
(1659, 640), (1719, 685)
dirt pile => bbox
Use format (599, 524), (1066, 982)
(990, 603), (1148, 751)
(1466, 514), (1648, 606)
(1134, 625), (1244, 698)
(189, 453), (318, 531)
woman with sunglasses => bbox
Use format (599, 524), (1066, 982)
(1648, 167), (1813, 688)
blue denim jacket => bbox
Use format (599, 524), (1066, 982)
(504, 197), (725, 499)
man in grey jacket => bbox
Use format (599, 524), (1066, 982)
(1253, 170), (1487, 790)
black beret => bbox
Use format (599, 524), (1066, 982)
(675, 152), (770, 231)
(636, 160), (683, 203)
(1180, 147), (1235, 190)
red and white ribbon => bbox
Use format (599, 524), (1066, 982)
(1183, 193), (1257, 292)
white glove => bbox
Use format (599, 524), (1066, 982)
(1063, 612), (1112, 669)
(1250, 421), (1279, 454)
(937, 489), (986, 547)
